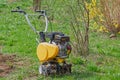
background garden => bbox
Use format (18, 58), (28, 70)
(0, 0), (120, 80)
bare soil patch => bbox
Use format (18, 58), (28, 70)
(0, 53), (16, 77)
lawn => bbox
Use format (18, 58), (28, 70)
(0, 0), (120, 80)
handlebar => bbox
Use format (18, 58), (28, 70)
(11, 7), (48, 33)
(11, 10), (26, 15)
(35, 10), (48, 32)
(11, 6), (26, 14)
(36, 10), (45, 13)
(11, 10), (25, 13)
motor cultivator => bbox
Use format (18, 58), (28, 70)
(11, 7), (72, 75)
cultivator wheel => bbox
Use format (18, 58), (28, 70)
(39, 62), (72, 76)
(62, 63), (72, 74)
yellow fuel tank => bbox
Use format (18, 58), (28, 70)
(37, 42), (59, 62)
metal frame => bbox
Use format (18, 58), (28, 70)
(11, 7), (48, 34)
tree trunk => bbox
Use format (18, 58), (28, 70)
(33, 0), (41, 11)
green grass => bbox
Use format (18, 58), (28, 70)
(0, 0), (120, 80)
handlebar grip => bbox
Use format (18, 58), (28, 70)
(11, 10), (18, 12)
(35, 10), (46, 13)
(11, 10), (26, 14)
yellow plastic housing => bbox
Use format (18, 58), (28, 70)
(37, 42), (59, 62)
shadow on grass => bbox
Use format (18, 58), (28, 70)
(49, 71), (96, 80)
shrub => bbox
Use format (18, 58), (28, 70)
(86, 0), (120, 37)
(99, 0), (120, 36)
